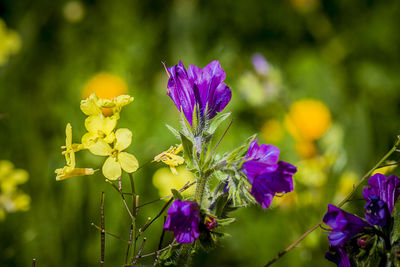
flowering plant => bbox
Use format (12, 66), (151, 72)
(54, 60), (297, 266)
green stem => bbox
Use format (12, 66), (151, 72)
(194, 172), (207, 206)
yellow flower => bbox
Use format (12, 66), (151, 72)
(80, 93), (133, 117)
(261, 119), (284, 143)
(152, 166), (195, 198)
(154, 144), (184, 175)
(55, 123), (94, 181)
(82, 73), (129, 116)
(80, 94), (134, 152)
(285, 99), (331, 141)
(0, 19), (21, 66)
(0, 160), (30, 220)
(89, 128), (139, 180)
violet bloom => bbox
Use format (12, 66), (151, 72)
(250, 161), (296, 209)
(166, 60), (232, 126)
(163, 200), (201, 244)
(323, 204), (370, 247)
(362, 173), (400, 226)
(364, 196), (390, 227)
(242, 139), (280, 184)
(325, 246), (351, 267)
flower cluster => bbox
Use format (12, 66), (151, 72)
(165, 60), (231, 130)
(323, 173), (400, 266)
(161, 60), (297, 251)
(0, 160), (30, 220)
(56, 93), (139, 181)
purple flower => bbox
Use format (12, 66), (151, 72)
(250, 161), (296, 209)
(164, 200), (201, 243)
(323, 204), (370, 247)
(251, 53), (270, 75)
(242, 139), (280, 184)
(362, 173), (400, 226)
(364, 196), (390, 227)
(166, 60), (232, 126)
(325, 246), (351, 267)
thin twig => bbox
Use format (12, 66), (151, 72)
(153, 252), (161, 267)
(205, 119), (233, 164)
(133, 238), (147, 264)
(136, 198), (173, 241)
(32, 259), (36, 267)
(125, 223), (134, 264)
(106, 180), (134, 220)
(138, 181), (196, 208)
(100, 192), (105, 267)
(264, 136), (400, 266)
(139, 241), (176, 258)
(91, 223), (130, 244)
(158, 217), (167, 250)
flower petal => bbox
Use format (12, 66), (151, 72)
(89, 139), (112, 156)
(85, 116), (103, 133)
(118, 152), (139, 173)
(102, 156), (121, 180)
(115, 128), (132, 151)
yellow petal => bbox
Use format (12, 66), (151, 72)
(118, 152), (139, 173)
(103, 132), (115, 144)
(65, 123), (72, 146)
(81, 132), (97, 148)
(85, 116), (104, 133)
(89, 139), (112, 156)
(80, 94), (102, 116)
(103, 116), (118, 135)
(55, 166), (94, 181)
(102, 156), (121, 180)
(115, 128), (132, 151)
(114, 95), (134, 107)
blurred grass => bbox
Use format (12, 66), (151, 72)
(1, 0), (400, 266)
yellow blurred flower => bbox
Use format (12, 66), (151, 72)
(285, 99), (332, 142)
(0, 160), (30, 220)
(152, 167), (195, 198)
(89, 128), (139, 180)
(63, 1), (85, 23)
(295, 157), (328, 187)
(55, 123), (94, 181)
(290, 0), (319, 13)
(82, 73), (129, 116)
(261, 119), (284, 143)
(295, 140), (317, 159)
(334, 171), (357, 203)
(0, 19), (21, 66)
(154, 144), (184, 175)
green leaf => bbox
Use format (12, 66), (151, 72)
(214, 194), (229, 218)
(216, 217), (236, 226)
(166, 124), (180, 139)
(392, 200), (400, 245)
(179, 132), (194, 169)
(171, 189), (183, 200)
(208, 112), (231, 135)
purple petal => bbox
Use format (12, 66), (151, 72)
(250, 161), (296, 209)
(166, 61), (196, 125)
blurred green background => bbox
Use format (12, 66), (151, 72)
(1, 0), (400, 266)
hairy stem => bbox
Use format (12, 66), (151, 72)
(194, 171), (207, 206)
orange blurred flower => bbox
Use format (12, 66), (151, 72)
(82, 72), (129, 115)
